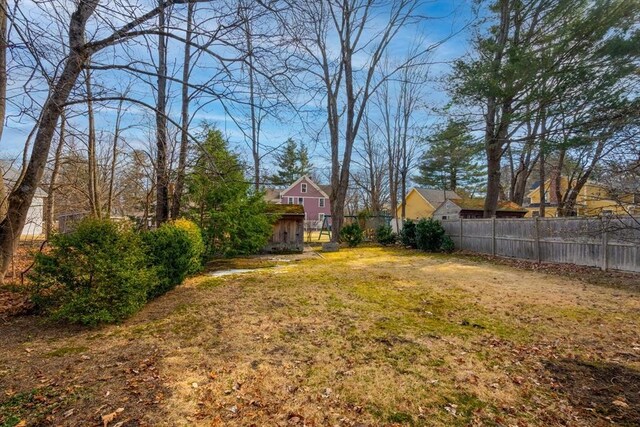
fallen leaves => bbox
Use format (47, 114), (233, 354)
(101, 407), (124, 427)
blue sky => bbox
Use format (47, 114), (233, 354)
(1, 0), (476, 179)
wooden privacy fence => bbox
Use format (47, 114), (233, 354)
(441, 217), (640, 273)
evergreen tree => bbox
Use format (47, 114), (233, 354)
(270, 138), (313, 186)
(414, 121), (485, 195)
(185, 128), (272, 257)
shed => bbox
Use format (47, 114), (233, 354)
(433, 198), (528, 220)
(264, 204), (305, 253)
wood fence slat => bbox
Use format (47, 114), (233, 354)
(440, 217), (640, 273)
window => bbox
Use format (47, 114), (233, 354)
(298, 197), (304, 205)
(441, 215), (448, 220)
(319, 198), (325, 208)
(318, 213), (325, 223)
(301, 183), (307, 193)
(288, 197), (294, 204)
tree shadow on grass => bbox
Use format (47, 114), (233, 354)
(545, 358), (640, 426)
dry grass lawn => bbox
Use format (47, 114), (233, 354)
(1, 247), (639, 426)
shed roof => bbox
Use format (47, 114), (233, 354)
(265, 203), (305, 215)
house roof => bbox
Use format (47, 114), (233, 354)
(319, 184), (332, 197)
(264, 188), (281, 201)
(265, 203), (305, 216)
(414, 188), (461, 207)
(451, 198), (527, 212)
(282, 175), (330, 198)
(0, 159), (47, 198)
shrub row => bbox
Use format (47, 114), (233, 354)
(30, 218), (205, 326)
(340, 220), (452, 252)
(400, 218), (454, 253)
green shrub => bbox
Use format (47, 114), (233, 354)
(441, 235), (455, 252)
(415, 218), (446, 252)
(375, 224), (397, 246)
(399, 219), (417, 248)
(142, 223), (195, 299)
(340, 222), (364, 247)
(171, 218), (205, 273)
(30, 219), (153, 326)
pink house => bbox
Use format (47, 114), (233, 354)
(265, 175), (331, 225)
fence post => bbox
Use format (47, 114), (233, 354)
(491, 217), (496, 256)
(459, 217), (463, 249)
(535, 216), (541, 264)
(602, 227), (609, 271)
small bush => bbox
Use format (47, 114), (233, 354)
(415, 218), (446, 252)
(400, 219), (417, 248)
(340, 222), (364, 247)
(375, 224), (397, 246)
(441, 235), (455, 252)
(142, 223), (195, 299)
(30, 219), (153, 326)
(171, 218), (205, 273)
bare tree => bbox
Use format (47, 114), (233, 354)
(155, 0), (170, 225)
(170, 1), (195, 219)
(106, 99), (125, 218)
(0, 0), (215, 278)
(84, 66), (101, 218)
(44, 111), (66, 239)
(351, 114), (387, 213)
(0, 0), (8, 218)
(284, 0), (428, 241)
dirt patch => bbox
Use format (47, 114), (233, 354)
(545, 358), (640, 426)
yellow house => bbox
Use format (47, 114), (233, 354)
(525, 176), (638, 217)
(397, 188), (461, 220)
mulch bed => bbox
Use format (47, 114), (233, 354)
(545, 358), (640, 426)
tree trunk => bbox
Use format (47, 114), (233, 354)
(155, 1), (169, 226)
(400, 168), (408, 219)
(483, 0), (511, 218)
(484, 137), (503, 218)
(244, 7), (260, 191)
(0, 0), (8, 219)
(554, 147), (565, 213)
(558, 140), (606, 217)
(106, 99), (124, 218)
(538, 144), (546, 217)
(170, 1), (194, 219)
(44, 111), (66, 239)
(84, 66), (101, 218)
(0, 0), (98, 279)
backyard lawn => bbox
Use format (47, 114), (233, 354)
(1, 247), (639, 426)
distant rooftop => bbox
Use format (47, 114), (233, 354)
(452, 198), (527, 212)
(415, 188), (461, 206)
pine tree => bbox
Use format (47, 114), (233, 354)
(415, 121), (485, 195)
(270, 138), (313, 186)
(185, 128), (272, 256)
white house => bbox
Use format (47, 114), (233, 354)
(1, 160), (47, 238)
